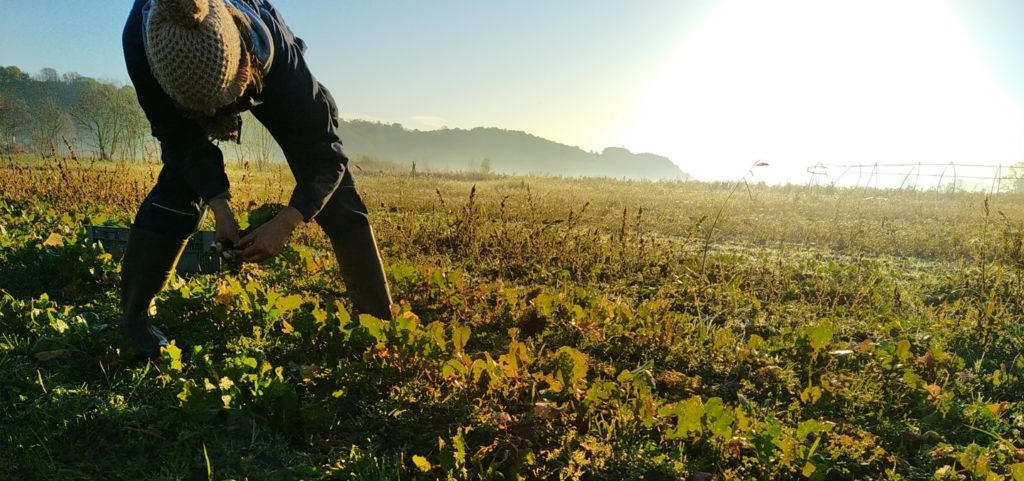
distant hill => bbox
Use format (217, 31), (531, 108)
(340, 120), (690, 181)
(1, 65), (690, 180)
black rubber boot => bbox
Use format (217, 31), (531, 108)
(120, 227), (187, 358)
(329, 225), (394, 320)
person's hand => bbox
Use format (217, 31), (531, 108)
(209, 198), (240, 246)
(237, 206), (304, 262)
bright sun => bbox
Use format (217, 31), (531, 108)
(614, 0), (1023, 184)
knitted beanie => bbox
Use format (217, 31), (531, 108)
(144, 0), (250, 116)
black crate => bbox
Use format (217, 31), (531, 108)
(86, 226), (221, 274)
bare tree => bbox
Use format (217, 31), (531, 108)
(239, 112), (280, 170)
(70, 80), (115, 160)
(113, 86), (149, 161)
(0, 91), (28, 153)
(70, 80), (146, 161)
(141, 135), (160, 164)
(30, 97), (73, 157)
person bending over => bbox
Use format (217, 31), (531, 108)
(121, 0), (392, 357)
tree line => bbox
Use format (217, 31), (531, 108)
(1, 65), (689, 180)
(0, 66), (282, 167)
(0, 66), (152, 161)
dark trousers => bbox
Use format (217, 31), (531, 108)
(133, 165), (370, 241)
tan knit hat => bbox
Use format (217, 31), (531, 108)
(144, 0), (250, 116)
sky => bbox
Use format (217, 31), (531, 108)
(2, 0), (1023, 183)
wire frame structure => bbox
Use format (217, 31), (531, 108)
(805, 162), (1024, 193)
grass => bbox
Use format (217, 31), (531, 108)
(0, 155), (1022, 480)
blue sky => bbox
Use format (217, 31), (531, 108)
(2, 0), (1023, 182)
(0, 1), (709, 142)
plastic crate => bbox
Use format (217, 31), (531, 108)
(86, 226), (221, 274)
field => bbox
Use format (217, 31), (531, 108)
(1, 156), (1023, 480)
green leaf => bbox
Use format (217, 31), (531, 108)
(903, 371), (922, 389)
(162, 343), (183, 372)
(239, 356), (258, 370)
(452, 428), (467, 466)
(311, 306), (328, 325)
(802, 462), (816, 478)
(895, 339), (912, 361)
(442, 359), (468, 378)
(800, 386), (823, 405)
(796, 419), (831, 441)
(333, 300), (351, 326)
(393, 315), (417, 341)
(426, 322), (446, 351)
(453, 326), (471, 352)
(704, 397), (735, 439)
(668, 396), (704, 438)
(359, 314), (387, 344)
(275, 294), (303, 313)
(412, 455), (432, 472)
(554, 346), (589, 389)
(807, 324), (833, 352)
(586, 381), (614, 404)
(1009, 463), (1024, 481)
(42, 232), (64, 247)
(471, 359), (491, 384)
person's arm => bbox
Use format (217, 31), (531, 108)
(259, 83), (347, 223)
(282, 134), (347, 223)
(250, 7), (347, 223)
(236, 52), (346, 262)
(234, 3), (348, 262)
(122, 3), (231, 203)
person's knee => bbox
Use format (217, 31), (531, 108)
(315, 207), (370, 240)
(314, 186), (371, 239)
(132, 195), (206, 241)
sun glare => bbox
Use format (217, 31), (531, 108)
(615, 0), (1023, 184)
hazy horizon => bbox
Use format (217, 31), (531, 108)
(2, 0), (1023, 184)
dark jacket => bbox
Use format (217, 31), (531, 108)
(123, 0), (347, 221)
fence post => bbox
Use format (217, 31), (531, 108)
(990, 165), (1003, 195)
